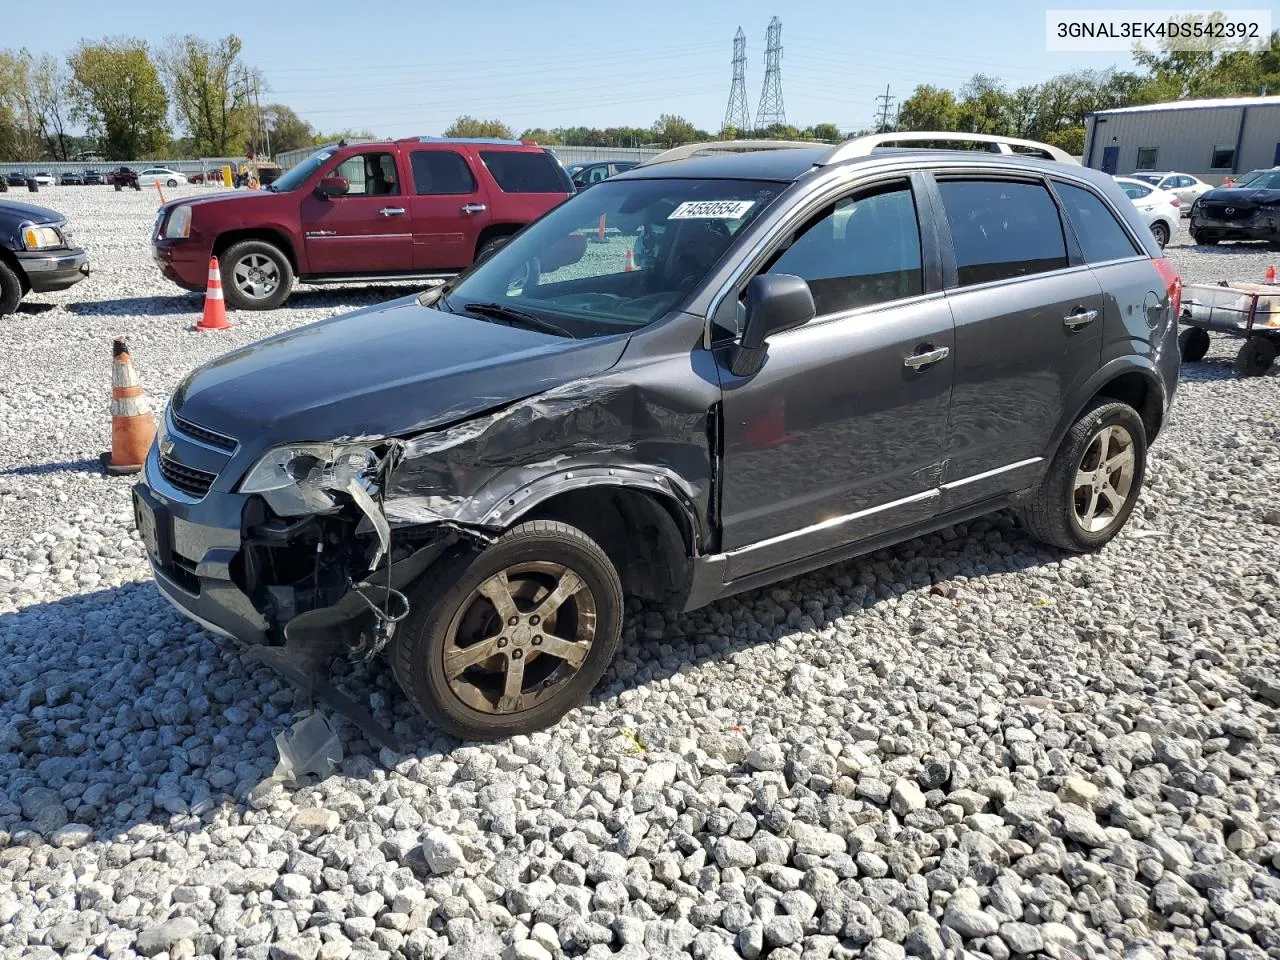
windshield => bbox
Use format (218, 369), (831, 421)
(443, 177), (785, 337)
(270, 148), (336, 192)
(1131, 174), (1161, 185)
(1241, 171), (1280, 190)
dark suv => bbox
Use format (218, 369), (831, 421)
(151, 137), (574, 310)
(0, 199), (91, 315)
(135, 133), (1181, 742)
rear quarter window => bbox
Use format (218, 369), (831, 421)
(480, 151), (572, 193)
(1054, 182), (1141, 263)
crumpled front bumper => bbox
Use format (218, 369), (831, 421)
(17, 247), (90, 292)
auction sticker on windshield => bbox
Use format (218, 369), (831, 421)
(668, 200), (756, 220)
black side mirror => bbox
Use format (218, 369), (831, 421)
(730, 273), (815, 376)
(316, 176), (349, 198)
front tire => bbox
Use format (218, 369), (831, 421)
(167, 178), (178, 187)
(0, 259), (24, 317)
(1192, 232), (1218, 246)
(392, 520), (623, 740)
(220, 240), (294, 310)
(1019, 400), (1147, 553)
(1178, 327), (1210, 363)
(1150, 221), (1169, 248)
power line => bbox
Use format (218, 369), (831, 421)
(722, 27), (750, 134)
(874, 84), (896, 132)
(755, 16), (785, 129)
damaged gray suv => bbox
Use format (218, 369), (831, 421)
(135, 133), (1182, 742)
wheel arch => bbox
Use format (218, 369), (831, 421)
(474, 223), (525, 259)
(0, 247), (30, 294)
(1052, 359), (1167, 456)
(213, 227), (299, 274)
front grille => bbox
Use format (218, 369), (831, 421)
(1203, 202), (1256, 219)
(159, 453), (217, 497)
(172, 413), (237, 451)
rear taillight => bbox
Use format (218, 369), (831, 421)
(1153, 257), (1182, 319)
(1171, 197), (1181, 207)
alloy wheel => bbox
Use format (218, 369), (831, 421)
(1072, 424), (1137, 533)
(232, 253), (280, 300)
(442, 561), (597, 715)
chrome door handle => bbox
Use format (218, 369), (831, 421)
(461, 203), (487, 214)
(379, 207), (405, 217)
(904, 346), (950, 370)
(1064, 308), (1098, 329)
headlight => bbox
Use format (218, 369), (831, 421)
(164, 205), (192, 239)
(22, 225), (63, 250)
(240, 442), (381, 515)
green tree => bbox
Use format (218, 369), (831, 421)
(158, 34), (250, 156)
(31, 54), (73, 160)
(444, 115), (514, 139)
(313, 127), (377, 146)
(651, 113), (698, 147)
(957, 74), (1011, 134)
(808, 122), (842, 142)
(68, 37), (169, 159)
(897, 85), (960, 131)
(263, 103), (314, 154)
(520, 127), (562, 144)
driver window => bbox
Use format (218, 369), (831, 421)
(764, 182), (923, 317)
(332, 152), (399, 196)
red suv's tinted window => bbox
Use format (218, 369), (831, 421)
(411, 150), (477, 195)
(480, 151), (571, 193)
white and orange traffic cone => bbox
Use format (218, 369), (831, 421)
(196, 257), (231, 331)
(624, 247), (635, 272)
(155, 179), (165, 204)
(100, 337), (156, 476)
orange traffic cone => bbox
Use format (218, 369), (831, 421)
(155, 179), (165, 204)
(197, 257), (231, 330)
(598, 214), (607, 242)
(101, 337), (156, 476)
(1266, 265), (1276, 284)
(624, 248), (635, 272)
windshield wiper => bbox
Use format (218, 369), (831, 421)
(462, 301), (576, 338)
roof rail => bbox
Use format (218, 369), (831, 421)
(816, 132), (1078, 165)
(636, 139), (820, 167)
(413, 136), (527, 146)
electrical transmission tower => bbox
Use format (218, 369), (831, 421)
(722, 27), (751, 134)
(874, 84), (896, 132)
(754, 17), (785, 129)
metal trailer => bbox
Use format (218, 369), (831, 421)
(1178, 281), (1280, 376)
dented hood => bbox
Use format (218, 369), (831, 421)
(173, 294), (629, 444)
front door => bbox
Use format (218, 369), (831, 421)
(407, 148), (491, 272)
(300, 150), (414, 274)
(715, 178), (954, 580)
(1101, 146), (1119, 174)
(932, 176), (1104, 506)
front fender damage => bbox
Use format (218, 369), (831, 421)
(244, 372), (713, 747)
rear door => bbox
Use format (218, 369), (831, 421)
(932, 174), (1104, 509)
(407, 147), (490, 272)
(299, 149), (414, 274)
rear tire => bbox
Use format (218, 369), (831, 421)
(392, 520), (624, 740)
(220, 240), (294, 310)
(167, 178), (178, 188)
(476, 236), (512, 263)
(1234, 337), (1277, 377)
(1178, 327), (1211, 363)
(1019, 399), (1147, 553)
(0, 260), (24, 317)
(1151, 221), (1170, 248)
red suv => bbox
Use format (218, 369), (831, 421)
(152, 137), (573, 309)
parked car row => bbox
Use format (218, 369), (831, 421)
(2, 166), (187, 187)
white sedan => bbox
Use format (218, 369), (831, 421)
(136, 167), (188, 187)
(1115, 177), (1180, 248)
(32, 172), (55, 186)
(1128, 171), (1211, 211)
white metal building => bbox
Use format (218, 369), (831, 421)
(1083, 95), (1280, 183)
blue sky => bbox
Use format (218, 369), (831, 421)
(10, 0), (1164, 137)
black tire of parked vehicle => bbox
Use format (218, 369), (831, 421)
(167, 179), (178, 187)
(1234, 336), (1277, 377)
(1150, 221), (1169, 248)
(391, 520), (624, 740)
(0, 259), (23, 317)
(219, 240), (295, 311)
(1178, 327), (1211, 363)
(1018, 399), (1147, 553)
(475, 236), (512, 263)
(1191, 232), (1218, 246)
(114, 182), (122, 192)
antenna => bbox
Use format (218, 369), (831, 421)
(754, 17), (785, 129)
(722, 27), (751, 135)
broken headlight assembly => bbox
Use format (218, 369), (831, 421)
(240, 443), (383, 516)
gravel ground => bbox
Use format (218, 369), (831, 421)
(2, 186), (1279, 960)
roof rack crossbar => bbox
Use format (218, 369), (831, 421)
(816, 132), (1078, 165)
(636, 139), (820, 167)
